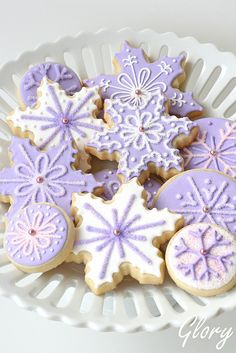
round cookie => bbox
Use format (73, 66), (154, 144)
(84, 41), (203, 118)
(166, 223), (236, 296)
(4, 203), (75, 273)
(20, 62), (82, 108)
(182, 117), (236, 177)
(69, 178), (183, 295)
(0, 137), (102, 218)
(8, 77), (105, 172)
(87, 89), (198, 183)
(94, 168), (162, 208)
(154, 169), (236, 236)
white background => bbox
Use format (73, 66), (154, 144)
(0, 0), (236, 352)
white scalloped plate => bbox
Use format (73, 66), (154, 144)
(0, 28), (236, 333)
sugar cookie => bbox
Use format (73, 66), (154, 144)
(84, 41), (202, 118)
(20, 62), (82, 108)
(182, 117), (236, 177)
(154, 169), (236, 236)
(87, 89), (198, 183)
(166, 223), (236, 296)
(8, 78), (104, 171)
(0, 137), (102, 218)
(4, 203), (75, 273)
(69, 178), (183, 295)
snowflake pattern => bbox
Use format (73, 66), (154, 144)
(174, 225), (234, 281)
(155, 170), (236, 236)
(182, 118), (236, 177)
(20, 62), (82, 107)
(9, 78), (104, 171)
(71, 179), (182, 292)
(0, 137), (101, 217)
(5, 204), (69, 267)
(87, 90), (197, 182)
(84, 41), (202, 117)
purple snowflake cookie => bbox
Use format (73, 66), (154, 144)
(4, 203), (75, 272)
(154, 169), (236, 236)
(182, 117), (236, 177)
(94, 168), (162, 208)
(84, 41), (203, 117)
(87, 90), (198, 182)
(20, 62), (82, 107)
(166, 223), (236, 296)
(0, 137), (102, 217)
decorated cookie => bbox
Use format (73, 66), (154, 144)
(20, 62), (82, 108)
(166, 223), (236, 296)
(8, 78), (104, 171)
(84, 41), (203, 118)
(182, 117), (236, 177)
(68, 178), (183, 295)
(0, 137), (102, 218)
(87, 90), (199, 183)
(4, 203), (75, 273)
(154, 169), (236, 236)
(94, 168), (162, 207)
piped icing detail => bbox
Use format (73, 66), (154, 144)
(0, 137), (101, 217)
(84, 41), (202, 117)
(88, 90), (197, 182)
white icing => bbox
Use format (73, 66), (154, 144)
(71, 179), (182, 288)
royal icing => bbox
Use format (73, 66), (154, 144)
(84, 41), (202, 117)
(5, 203), (71, 267)
(20, 62), (82, 107)
(167, 223), (236, 291)
(182, 118), (236, 177)
(88, 90), (198, 182)
(9, 78), (104, 171)
(94, 168), (162, 208)
(0, 137), (101, 217)
(71, 179), (182, 291)
(154, 169), (236, 236)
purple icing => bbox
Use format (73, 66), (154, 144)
(5, 203), (68, 267)
(84, 41), (202, 117)
(20, 62), (82, 107)
(155, 170), (236, 236)
(88, 91), (197, 182)
(94, 168), (162, 208)
(0, 137), (101, 217)
(76, 194), (165, 279)
(175, 225), (234, 281)
(182, 117), (236, 177)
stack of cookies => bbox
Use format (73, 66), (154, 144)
(0, 42), (235, 297)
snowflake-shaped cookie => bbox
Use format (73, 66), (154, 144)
(8, 77), (105, 171)
(182, 118), (236, 177)
(166, 223), (236, 296)
(69, 178), (183, 295)
(20, 62), (82, 107)
(154, 169), (236, 236)
(87, 90), (198, 182)
(0, 137), (102, 217)
(84, 41), (202, 117)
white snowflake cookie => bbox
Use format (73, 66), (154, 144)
(87, 89), (198, 183)
(166, 223), (236, 296)
(69, 178), (183, 295)
(4, 203), (75, 273)
(7, 77), (104, 172)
